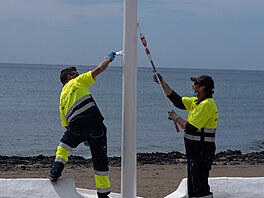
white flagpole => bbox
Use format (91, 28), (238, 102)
(121, 0), (137, 197)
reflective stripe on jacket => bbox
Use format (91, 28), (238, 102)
(184, 128), (216, 142)
(59, 71), (103, 127)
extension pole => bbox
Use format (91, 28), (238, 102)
(121, 0), (137, 197)
(138, 24), (180, 132)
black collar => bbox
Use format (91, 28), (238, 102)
(195, 95), (213, 104)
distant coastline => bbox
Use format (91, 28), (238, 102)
(0, 150), (263, 171)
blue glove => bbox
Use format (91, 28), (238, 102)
(108, 51), (116, 62)
(83, 141), (89, 147)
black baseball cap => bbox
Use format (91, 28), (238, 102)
(190, 75), (214, 91)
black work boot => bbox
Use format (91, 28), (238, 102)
(48, 161), (65, 182)
(48, 173), (59, 182)
(97, 192), (110, 198)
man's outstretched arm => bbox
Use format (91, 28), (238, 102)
(91, 52), (116, 79)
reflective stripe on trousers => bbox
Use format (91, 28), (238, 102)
(94, 170), (111, 193)
(55, 142), (72, 165)
(184, 128), (216, 143)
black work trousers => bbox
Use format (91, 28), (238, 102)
(187, 158), (213, 197)
(61, 120), (109, 172)
(50, 120), (110, 197)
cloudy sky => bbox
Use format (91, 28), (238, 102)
(0, 0), (263, 70)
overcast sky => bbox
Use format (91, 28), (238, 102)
(0, 0), (263, 70)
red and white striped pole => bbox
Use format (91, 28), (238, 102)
(138, 23), (180, 133)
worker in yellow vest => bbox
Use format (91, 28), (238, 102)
(49, 51), (116, 198)
(154, 74), (218, 198)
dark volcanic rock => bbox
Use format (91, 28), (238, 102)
(137, 151), (186, 165)
(214, 150), (264, 165)
(0, 150), (263, 171)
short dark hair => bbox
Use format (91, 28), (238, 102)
(60, 67), (77, 85)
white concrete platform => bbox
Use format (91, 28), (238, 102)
(2, 177), (263, 198)
(165, 177), (264, 198)
(77, 188), (133, 198)
(0, 178), (142, 198)
(0, 178), (84, 198)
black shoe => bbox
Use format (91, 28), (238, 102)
(48, 173), (59, 182)
(97, 192), (110, 198)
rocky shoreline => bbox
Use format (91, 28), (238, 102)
(0, 150), (263, 171)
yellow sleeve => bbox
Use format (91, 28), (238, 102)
(60, 106), (69, 127)
(76, 71), (96, 89)
(182, 97), (197, 111)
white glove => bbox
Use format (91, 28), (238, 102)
(168, 110), (180, 121)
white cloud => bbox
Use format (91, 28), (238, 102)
(0, 0), (124, 24)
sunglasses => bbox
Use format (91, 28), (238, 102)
(71, 72), (79, 76)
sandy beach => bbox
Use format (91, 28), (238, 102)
(1, 150), (264, 197)
(1, 164), (264, 197)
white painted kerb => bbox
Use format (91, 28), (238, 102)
(165, 177), (264, 198)
(0, 178), (83, 198)
(0, 178), (143, 198)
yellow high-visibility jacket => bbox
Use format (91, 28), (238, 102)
(59, 71), (103, 127)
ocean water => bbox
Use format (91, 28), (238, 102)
(0, 63), (263, 157)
